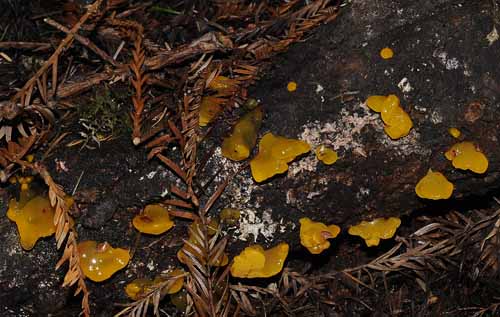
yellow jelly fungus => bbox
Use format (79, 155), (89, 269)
(178, 220), (229, 267)
(7, 195), (56, 250)
(132, 204), (174, 235)
(221, 107), (263, 161)
(250, 133), (311, 182)
(230, 242), (289, 278)
(287, 81), (297, 92)
(445, 141), (488, 174)
(365, 94), (413, 139)
(415, 170), (454, 200)
(348, 217), (401, 247)
(78, 241), (130, 282)
(315, 145), (338, 165)
(125, 269), (185, 300)
(448, 127), (461, 138)
(220, 208), (241, 225)
(299, 218), (340, 254)
(26, 154), (34, 162)
(199, 96), (226, 127)
(208, 75), (238, 94)
(125, 278), (152, 300)
(380, 47), (394, 59)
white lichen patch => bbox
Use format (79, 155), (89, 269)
(287, 155), (318, 177)
(235, 208), (278, 242)
(486, 26), (499, 45)
(398, 77), (413, 93)
(300, 103), (379, 156)
(433, 50), (460, 70)
(429, 110), (444, 124)
(377, 129), (431, 157)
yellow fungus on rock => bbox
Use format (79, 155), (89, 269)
(125, 278), (152, 300)
(7, 195), (56, 250)
(78, 241), (130, 282)
(448, 127), (461, 138)
(220, 208), (241, 225)
(178, 220), (229, 267)
(250, 133), (310, 182)
(348, 217), (401, 247)
(199, 96), (226, 127)
(445, 141), (488, 174)
(299, 218), (340, 254)
(132, 204), (174, 235)
(125, 269), (185, 300)
(380, 47), (394, 59)
(365, 94), (413, 139)
(221, 107), (263, 161)
(415, 170), (453, 200)
(287, 81), (297, 92)
(315, 145), (338, 165)
(230, 242), (289, 278)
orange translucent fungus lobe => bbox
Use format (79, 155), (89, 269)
(221, 107), (263, 161)
(445, 141), (488, 174)
(365, 94), (413, 139)
(448, 127), (461, 138)
(125, 269), (185, 300)
(287, 81), (297, 92)
(208, 75), (239, 94)
(177, 219), (229, 267)
(132, 204), (174, 235)
(199, 96), (226, 127)
(230, 242), (289, 278)
(299, 218), (340, 254)
(380, 47), (394, 59)
(220, 208), (241, 225)
(348, 217), (401, 247)
(315, 145), (338, 165)
(415, 170), (454, 200)
(7, 195), (56, 250)
(78, 241), (130, 282)
(250, 133), (310, 182)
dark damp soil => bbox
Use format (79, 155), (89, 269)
(1, 0), (500, 316)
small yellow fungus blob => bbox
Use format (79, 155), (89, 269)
(208, 75), (238, 94)
(445, 141), (488, 174)
(7, 196), (56, 250)
(125, 278), (152, 300)
(287, 81), (297, 92)
(178, 220), (229, 267)
(348, 217), (401, 247)
(199, 96), (225, 127)
(132, 204), (174, 235)
(299, 218), (340, 254)
(415, 170), (454, 200)
(230, 242), (289, 278)
(125, 269), (185, 300)
(220, 208), (241, 225)
(380, 47), (394, 59)
(448, 127), (461, 138)
(78, 241), (130, 282)
(250, 133), (310, 182)
(221, 107), (263, 161)
(365, 94), (413, 139)
(315, 145), (338, 165)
